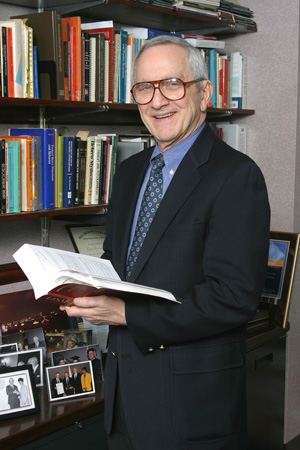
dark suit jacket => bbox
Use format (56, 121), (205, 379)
(102, 124), (270, 450)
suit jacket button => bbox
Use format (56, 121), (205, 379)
(148, 347), (154, 352)
(159, 345), (165, 350)
(111, 351), (117, 357)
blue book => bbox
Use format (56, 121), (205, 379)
(63, 136), (74, 207)
(208, 49), (216, 108)
(9, 128), (55, 209)
(117, 29), (127, 104)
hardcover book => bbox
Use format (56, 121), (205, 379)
(13, 243), (178, 306)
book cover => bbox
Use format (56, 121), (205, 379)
(13, 243), (178, 305)
(73, 136), (81, 206)
(56, 135), (64, 208)
(118, 29), (128, 104)
(0, 139), (6, 213)
(78, 136), (87, 205)
(12, 11), (64, 100)
(63, 136), (74, 207)
(7, 140), (21, 213)
(89, 32), (105, 102)
(88, 36), (96, 102)
(84, 135), (95, 205)
(1, 25), (8, 97)
(9, 128), (56, 209)
(82, 31), (90, 102)
(6, 26), (14, 97)
(91, 136), (102, 205)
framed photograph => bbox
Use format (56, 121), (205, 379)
(0, 348), (43, 387)
(1, 327), (47, 361)
(63, 329), (93, 349)
(261, 231), (300, 327)
(46, 360), (95, 402)
(0, 365), (40, 419)
(51, 344), (103, 381)
(67, 224), (106, 257)
(0, 343), (18, 354)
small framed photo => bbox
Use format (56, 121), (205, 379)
(1, 327), (47, 360)
(63, 329), (93, 349)
(0, 343), (18, 355)
(0, 348), (43, 387)
(0, 365), (40, 420)
(46, 361), (95, 402)
(51, 344), (103, 381)
(67, 224), (106, 257)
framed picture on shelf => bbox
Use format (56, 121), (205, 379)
(0, 365), (40, 420)
(63, 329), (93, 349)
(0, 348), (43, 387)
(46, 361), (95, 402)
(50, 344), (103, 381)
(1, 327), (47, 361)
(67, 224), (106, 257)
(0, 343), (18, 354)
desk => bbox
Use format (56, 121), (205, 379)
(0, 381), (108, 450)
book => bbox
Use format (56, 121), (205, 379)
(63, 136), (74, 207)
(56, 135), (64, 208)
(61, 16), (81, 101)
(184, 37), (225, 49)
(77, 131), (89, 205)
(1, 25), (8, 97)
(89, 32), (105, 102)
(215, 122), (247, 153)
(33, 45), (39, 98)
(0, 139), (6, 213)
(84, 135), (95, 205)
(9, 128), (56, 209)
(13, 243), (178, 305)
(12, 11), (64, 100)
(72, 136), (81, 206)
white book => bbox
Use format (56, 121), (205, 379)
(217, 123), (247, 154)
(13, 243), (178, 304)
(91, 136), (102, 205)
(88, 36), (96, 102)
(81, 20), (114, 31)
(185, 37), (225, 49)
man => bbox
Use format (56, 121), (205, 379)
(51, 372), (64, 398)
(61, 36), (270, 449)
(27, 355), (40, 385)
(87, 347), (103, 381)
(81, 367), (92, 392)
(6, 378), (20, 409)
(30, 335), (46, 359)
(71, 367), (82, 394)
(63, 371), (74, 395)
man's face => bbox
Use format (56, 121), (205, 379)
(73, 368), (77, 374)
(88, 351), (95, 360)
(135, 44), (211, 152)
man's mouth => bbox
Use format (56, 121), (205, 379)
(154, 113), (174, 119)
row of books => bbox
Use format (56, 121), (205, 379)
(0, 129), (122, 214)
(2, 10), (247, 108)
(210, 122), (247, 154)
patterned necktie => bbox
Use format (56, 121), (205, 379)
(126, 153), (165, 280)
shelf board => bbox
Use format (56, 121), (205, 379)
(0, 97), (254, 125)
(0, 204), (108, 222)
(2, 0), (257, 36)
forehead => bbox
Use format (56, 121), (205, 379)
(136, 44), (191, 81)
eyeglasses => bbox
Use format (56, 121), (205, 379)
(130, 77), (205, 105)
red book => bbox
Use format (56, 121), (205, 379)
(61, 16), (81, 101)
(6, 26), (14, 98)
(81, 22), (114, 102)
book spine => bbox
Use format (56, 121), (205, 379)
(20, 138), (27, 211)
(13, 142), (21, 213)
(61, 18), (69, 100)
(27, 27), (34, 98)
(118, 30), (127, 104)
(84, 136), (94, 205)
(32, 137), (38, 211)
(78, 138), (87, 205)
(26, 138), (33, 211)
(1, 26), (8, 97)
(73, 136), (80, 206)
(208, 48), (216, 108)
(63, 136), (74, 207)
(113, 31), (120, 103)
(99, 138), (107, 204)
(33, 46), (39, 98)
(56, 135), (64, 208)
(43, 130), (55, 209)
(91, 137), (101, 205)
(89, 37), (96, 102)
(83, 32), (90, 101)
(0, 139), (6, 213)
(5, 142), (9, 212)
(108, 135), (117, 201)
(36, 136), (43, 210)
(7, 26), (14, 98)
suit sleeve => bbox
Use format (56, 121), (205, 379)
(125, 160), (270, 352)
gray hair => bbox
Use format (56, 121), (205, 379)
(131, 35), (209, 89)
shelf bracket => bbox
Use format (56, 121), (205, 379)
(45, 0), (107, 16)
(41, 216), (51, 247)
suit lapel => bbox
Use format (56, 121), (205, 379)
(129, 124), (215, 282)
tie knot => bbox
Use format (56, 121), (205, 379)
(152, 153), (164, 172)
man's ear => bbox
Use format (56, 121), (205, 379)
(200, 80), (213, 112)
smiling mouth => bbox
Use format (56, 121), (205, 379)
(155, 113), (174, 119)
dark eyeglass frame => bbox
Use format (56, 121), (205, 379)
(130, 77), (205, 105)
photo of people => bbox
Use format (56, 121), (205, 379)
(46, 361), (95, 402)
(1, 327), (47, 361)
(0, 366), (39, 419)
(51, 344), (103, 381)
(0, 349), (43, 386)
(63, 329), (92, 348)
(0, 344), (18, 355)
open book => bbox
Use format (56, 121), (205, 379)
(13, 244), (178, 306)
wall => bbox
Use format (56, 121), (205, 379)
(231, 1), (300, 443)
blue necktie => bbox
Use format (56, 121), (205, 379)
(126, 153), (165, 280)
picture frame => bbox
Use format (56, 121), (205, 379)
(0, 365), (40, 419)
(261, 230), (300, 328)
(51, 344), (103, 381)
(0, 348), (43, 387)
(63, 329), (93, 349)
(1, 327), (47, 361)
(46, 361), (95, 402)
(67, 224), (106, 257)
(0, 343), (18, 354)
